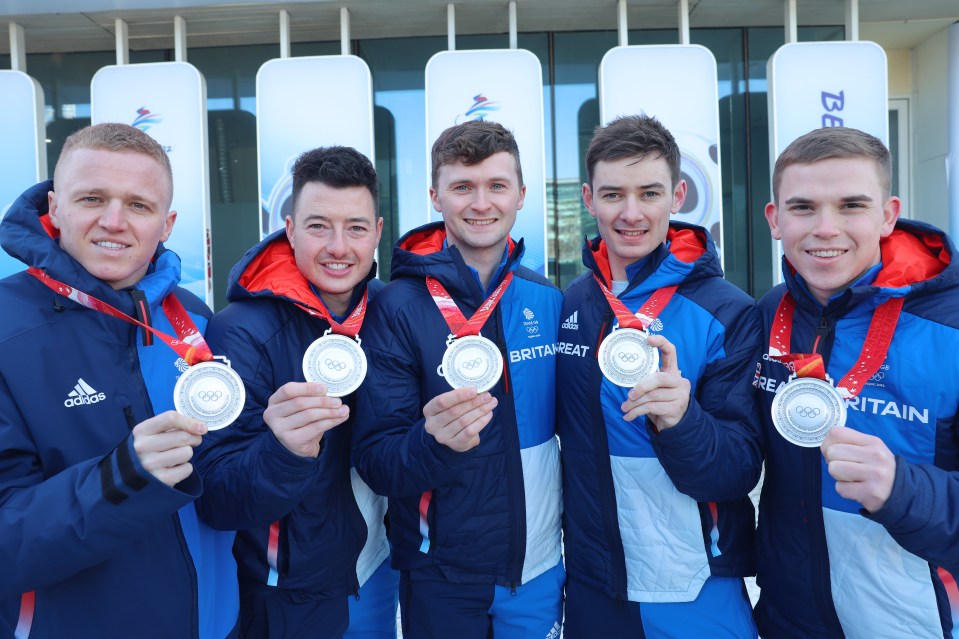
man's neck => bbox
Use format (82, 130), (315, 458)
(318, 289), (352, 317)
(455, 244), (505, 291)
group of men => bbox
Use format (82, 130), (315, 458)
(0, 113), (955, 639)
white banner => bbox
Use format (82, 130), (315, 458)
(768, 41), (889, 281)
(425, 49), (548, 276)
(257, 55), (375, 237)
(599, 45), (724, 257)
(92, 62), (212, 305)
(0, 70), (46, 279)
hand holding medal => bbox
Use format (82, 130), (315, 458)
(768, 293), (903, 447)
(620, 333), (691, 431)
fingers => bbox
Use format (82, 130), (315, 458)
(423, 387), (490, 418)
(138, 410), (208, 437)
(424, 388), (498, 452)
(621, 369), (690, 429)
(646, 334), (679, 374)
(132, 411), (206, 487)
(265, 382), (348, 458)
(821, 427), (896, 512)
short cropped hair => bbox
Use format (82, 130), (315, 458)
(57, 123), (173, 192)
(291, 146), (379, 218)
(772, 126), (892, 202)
(585, 115), (681, 188)
(430, 120), (523, 189)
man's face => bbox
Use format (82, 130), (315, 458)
(765, 157), (899, 306)
(49, 148), (176, 290)
(286, 181), (382, 316)
(583, 154), (686, 281)
(430, 151), (525, 263)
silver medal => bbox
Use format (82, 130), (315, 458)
(173, 359), (245, 430)
(771, 376), (847, 447)
(302, 331), (367, 398)
(597, 327), (660, 387)
(440, 334), (503, 392)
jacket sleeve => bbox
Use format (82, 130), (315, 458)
(0, 376), (198, 597)
(193, 306), (321, 531)
(352, 294), (474, 498)
(866, 455), (959, 571)
(650, 300), (765, 503)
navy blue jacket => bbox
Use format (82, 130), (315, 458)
(558, 225), (762, 604)
(754, 220), (959, 638)
(353, 222), (562, 586)
(194, 230), (388, 597)
(0, 180), (238, 638)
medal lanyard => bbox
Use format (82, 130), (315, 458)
(294, 288), (369, 339)
(427, 272), (514, 338)
(768, 292), (903, 399)
(28, 266), (213, 366)
(593, 274), (678, 331)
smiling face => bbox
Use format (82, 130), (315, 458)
(430, 151), (526, 268)
(765, 156), (900, 305)
(48, 147), (176, 290)
(583, 154), (686, 281)
(286, 181), (382, 316)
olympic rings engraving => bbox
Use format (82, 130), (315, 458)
(198, 390), (223, 402)
(617, 352), (641, 363)
(794, 406), (822, 418)
(325, 359), (347, 371)
(461, 358), (484, 370)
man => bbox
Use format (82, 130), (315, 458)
(353, 120), (563, 639)
(556, 115), (761, 638)
(0, 123), (238, 637)
(194, 146), (397, 639)
(754, 126), (959, 638)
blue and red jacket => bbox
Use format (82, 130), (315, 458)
(557, 224), (762, 604)
(754, 220), (959, 638)
(353, 222), (562, 586)
(194, 230), (389, 598)
(0, 180), (238, 638)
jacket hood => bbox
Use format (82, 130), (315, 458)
(583, 221), (721, 292)
(783, 218), (957, 312)
(390, 221), (524, 300)
(227, 228), (376, 316)
(0, 179), (181, 310)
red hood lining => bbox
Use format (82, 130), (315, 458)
(400, 225), (516, 258)
(875, 228), (949, 288)
(237, 238), (325, 308)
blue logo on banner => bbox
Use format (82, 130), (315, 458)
(456, 94), (500, 123)
(132, 106), (162, 132)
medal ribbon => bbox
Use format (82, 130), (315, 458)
(28, 267), (213, 365)
(293, 288), (369, 338)
(593, 274), (678, 331)
(426, 272), (514, 338)
(768, 292), (904, 399)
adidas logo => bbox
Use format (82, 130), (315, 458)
(64, 378), (107, 408)
(561, 310), (579, 330)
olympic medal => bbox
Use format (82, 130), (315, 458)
(771, 376), (847, 447)
(440, 335), (503, 392)
(173, 360), (245, 430)
(302, 333), (367, 397)
(597, 327), (660, 388)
